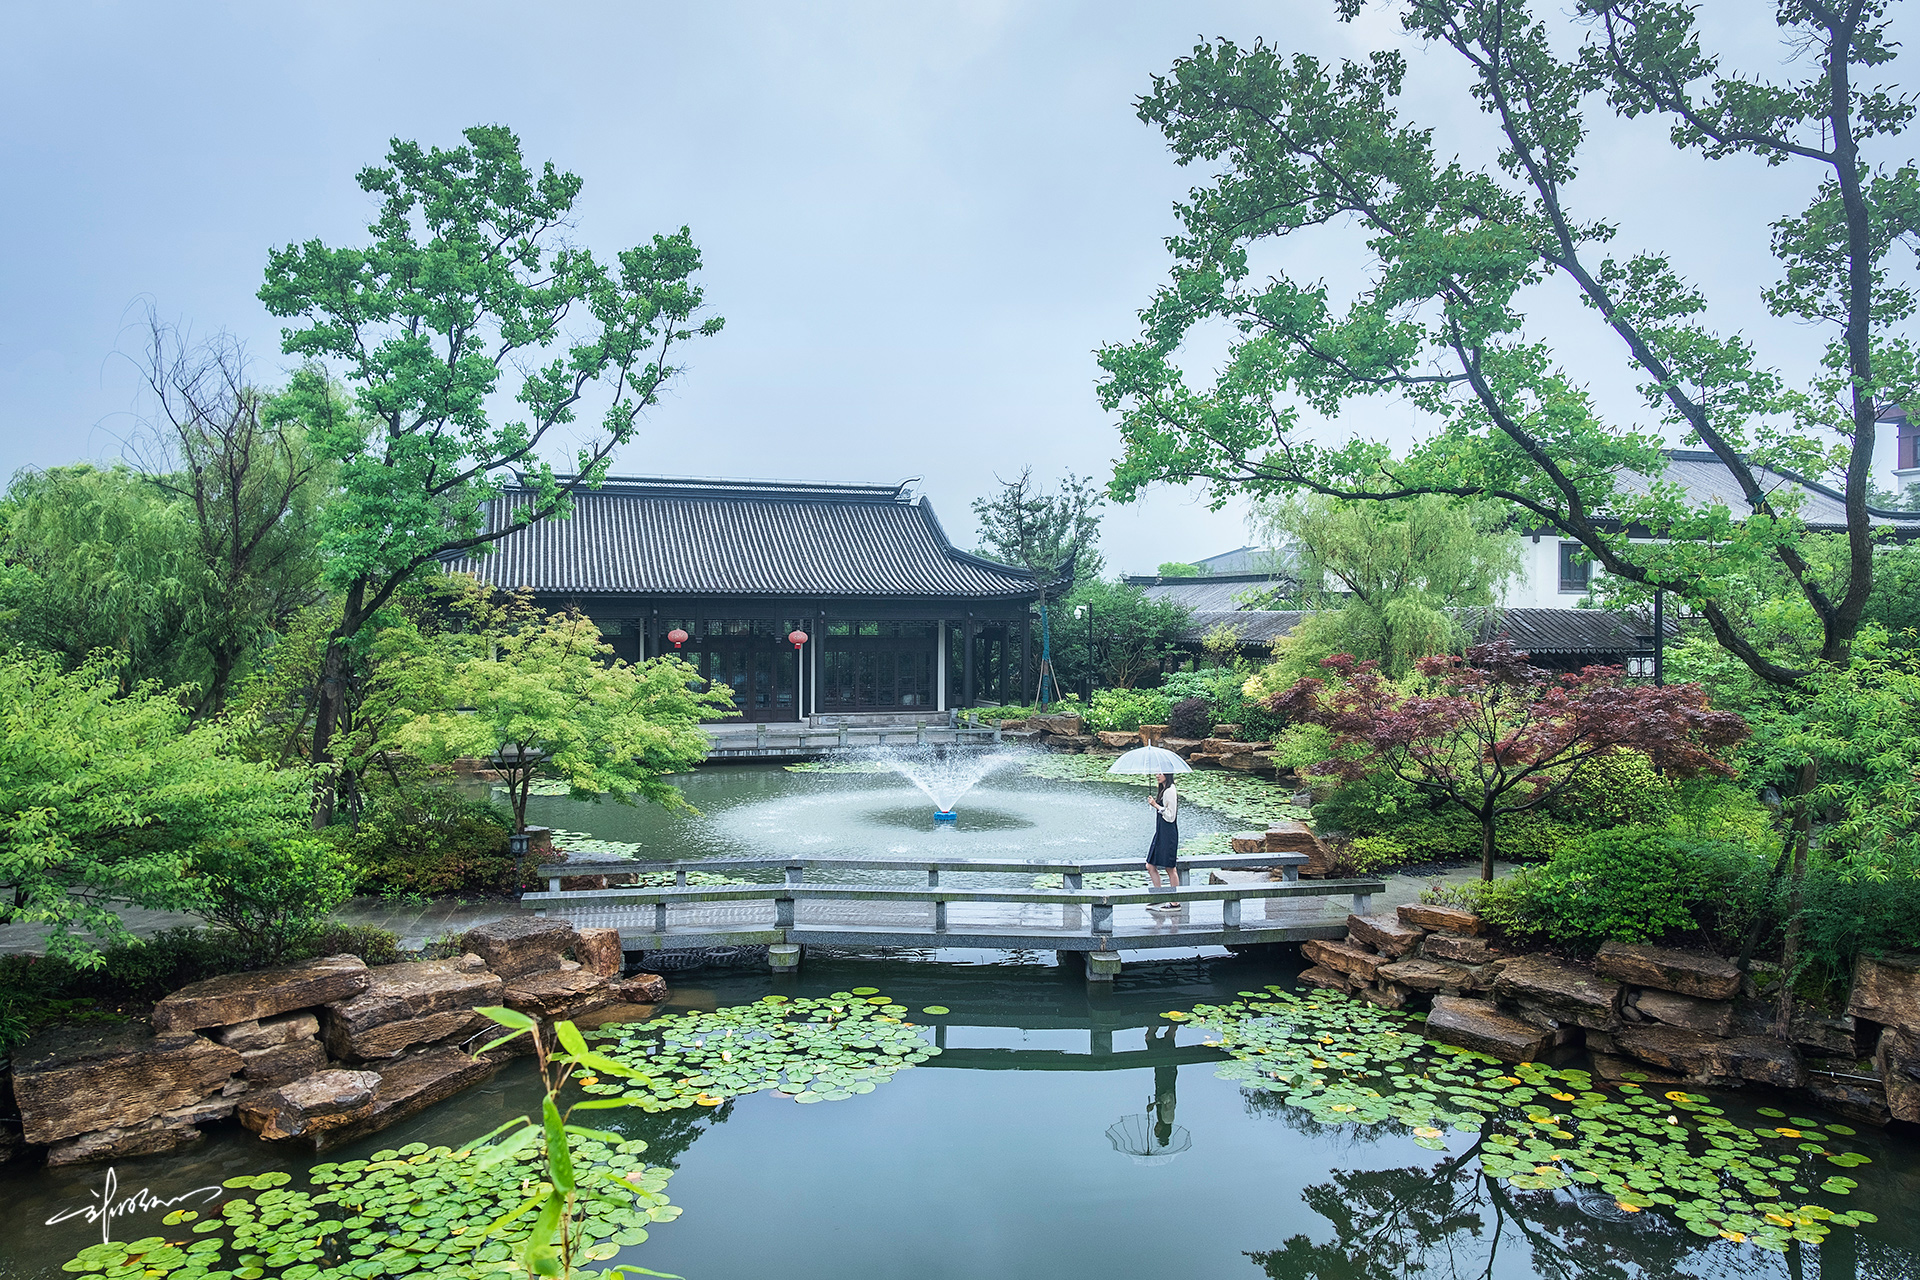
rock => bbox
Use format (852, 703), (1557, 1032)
(1300, 939), (1384, 982)
(328, 1009), (487, 1061)
(1806, 1070), (1891, 1127)
(995, 718), (1029, 731)
(1296, 965), (1353, 993)
(307, 1047), (508, 1151)
(1230, 832), (1267, 854)
(504, 969), (618, 1020)
(1425, 996), (1550, 1062)
(151, 955), (371, 1032)
(571, 1002), (660, 1031)
(213, 1012), (320, 1051)
(1212, 724), (1242, 740)
(1138, 724), (1169, 744)
(1159, 737), (1204, 758)
(1875, 1028), (1920, 1123)
(999, 728), (1041, 743)
(1397, 904), (1483, 935)
(241, 1039), (328, 1087)
(1848, 953), (1920, 1035)
(1347, 914), (1424, 958)
(12, 1023), (242, 1144)
(1792, 1013), (1867, 1058)
(1096, 730), (1141, 749)
(1198, 738), (1246, 755)
(461, 918), (581, 980)
(615, 973), (669, 1003)
(1592, 942), (1740, 1001)
(1715, 1036), (1806, 1089)
(1360, 984), (1409, 1010)
(1422, 934), (1491, 964)
(1613, 1023), (1721, 1078)
(1494, 957), (1622, 1030)
(1459, 960), (1507, 993)
(1029, 713), (1085, 736)
(1588, 1053), (1686, 1086)
(1043, 734), (1095, 751)
(1264, 821), (1320, 854)
(1375, 958), (1473, 993)
(238, 1069), (381, 1141)
(323, 956), (503, 1059)
(1219, 753), (1270, 772)
(45, 1115), (207, 1166)
(1635, 990), (1736, 1038)
(574, 928), (625, 978)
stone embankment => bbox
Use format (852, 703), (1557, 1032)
(8, 919), (667, 1165)
(1301, 905), (1920, 1128)
(994, 716), (1289, 773)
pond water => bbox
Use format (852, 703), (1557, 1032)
(7, 762), (1920, 1279)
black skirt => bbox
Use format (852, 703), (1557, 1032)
(1146, 814), (1179, 868)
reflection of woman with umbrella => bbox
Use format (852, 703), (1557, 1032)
(1106, 1022), (1191, 1164)
(1105, 745), (1191, 913)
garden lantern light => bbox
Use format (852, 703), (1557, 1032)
(788, 629), (809, 651)
(667, 627), (689, 649)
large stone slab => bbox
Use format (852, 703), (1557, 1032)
(1876, 1028), (1920, 1124)
(1300, 939), (1384, 982)
(238, 1070), (381, 1141)
(1792, 1013), (1868, 1058)
(151, 955), (370, 1032)
(1806, 1070), (1891, 1127)
(309, 1048), (508, 1152)
(1030, 713), (1085, 736)
(1375, 958), (1473, 993)
(1494, 957), (1621, 1030)
(615, 973), (669, 1004)
(1593, 942), (1739, 1000)
(503, 969), (619, 1020)
(214, 1012), (320, 1051)
(13, 1023), (242, 1144)
(1635, 990), (1735, 1038)
(1425, 996), (1550, 1063)
(323, 956), (502, 1059)
(1347, 914), (1423, 958)
(241, 1039), (328, 1087)
(45, 1113), (206, 1166)
(1613, 1023), (1721, 1078)
(1715, 1036), (1806, 1089)
(575, 927), (624, 978)
(1296, 965), (1354, 993)
(1423, 934), (1492, 964)
(1848, 953), (1920, 1035)
(1588, 1053), (1685, 1086)
(461, 918), (581, 980)
(1397, 904), (1483, 935)
(1096, 730), (1141, 749)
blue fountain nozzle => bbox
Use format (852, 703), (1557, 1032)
(933, 809), (958, 822)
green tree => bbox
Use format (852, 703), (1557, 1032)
(1155, 561), (1206, 576)
(1097, 1), (1914, 688)
(402, 604), (733, 835)
(972, 468), (1105, 703)
(1253, 493), (1521, 677)
(259, 124), (723, 822)
(0, 464), (203, 692)
(1057, 578), (1193, 690)
(0, 654), (312, 962)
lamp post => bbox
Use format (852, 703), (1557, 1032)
(491, 743), (551, 887)
(1073, 604), (1094, 702)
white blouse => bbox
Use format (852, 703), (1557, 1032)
(1157, 787), (1178, 823)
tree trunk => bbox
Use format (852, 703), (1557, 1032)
(309, 581), (366, 829)
(1480, 810), (1497, 882)
(1773, 757), (1819, 1036)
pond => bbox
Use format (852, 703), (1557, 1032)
(7, 760), (1920, 1279)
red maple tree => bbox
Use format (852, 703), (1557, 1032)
(1270, 640), (1750, 880)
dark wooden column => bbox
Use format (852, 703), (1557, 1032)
(962, 617), (976, 707)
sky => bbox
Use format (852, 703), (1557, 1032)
(1, 2), (1909, 576)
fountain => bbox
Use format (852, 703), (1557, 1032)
(874, 746), (1022, 823)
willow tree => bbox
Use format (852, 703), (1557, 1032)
(259, 125), (723, 823)
(1098, 0), (1914, 685)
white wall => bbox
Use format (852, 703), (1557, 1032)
(1500, 532), (1603, 609)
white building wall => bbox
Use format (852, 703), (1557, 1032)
(1500, 532), (1604, 608)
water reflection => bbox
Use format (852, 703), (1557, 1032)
(1107, 1025), (1193, 1165)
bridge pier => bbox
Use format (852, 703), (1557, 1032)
(770, 943), (802, 973)
(1087, 950), (1123, 984)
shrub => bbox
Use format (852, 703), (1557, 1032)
(1471, 825), (1754, 944)
(1330, 835), (1410, 876)
(1085, 688), (1171, 732)
(329, 789), (518, 896)
(1168, 696), (1212, 739)
(188, 836), (360, 967)
(1544, 750), (1675, 828)
(300, 924), (403, 967)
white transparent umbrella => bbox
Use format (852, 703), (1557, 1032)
(1105, 1113), (1193, 1165)
(1107, 745), (1192, 775)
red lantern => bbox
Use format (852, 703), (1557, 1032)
(788, 629), (809, 651)
(667, 627), (689, 649)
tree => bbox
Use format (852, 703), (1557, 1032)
(259, 124), (723, 823)
(1098, 1), (1914, 689)
(972, 468), (1105, 703)
(1057, 577), (1193, 690)
(0, 654), (312, 962)
(1156, 561), (1206, 576)
(1252, 492), (1522, 677)
(133, 315), (331, 719)
(401, 603), (733, 836)
(1272, 640), (1749, 879)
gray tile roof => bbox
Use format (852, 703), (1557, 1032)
(448, 476), (1047, 600)
(1180, 606), (1665, 655)
(1612, 451), (1920, 532)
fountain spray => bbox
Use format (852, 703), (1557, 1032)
(875, 746), (1022, 823)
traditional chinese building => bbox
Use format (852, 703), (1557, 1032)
(449, 475), (1051, 721)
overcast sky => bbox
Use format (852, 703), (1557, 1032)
(1, 2), (1908, 575)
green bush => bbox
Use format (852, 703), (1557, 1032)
(1168, 696), (1212, 739)
(302, 923), (403, 967)
(189, 836), (359, 966)
(1545, 751), (1675, 828)
(1333, 835), (1410, 876)
(1471, 825), (1754, 944)
(1084, 687), (1171, 732)
(329, 789), (518, 896)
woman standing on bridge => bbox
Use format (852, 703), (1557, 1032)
(1145, 773), (1180, 910)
